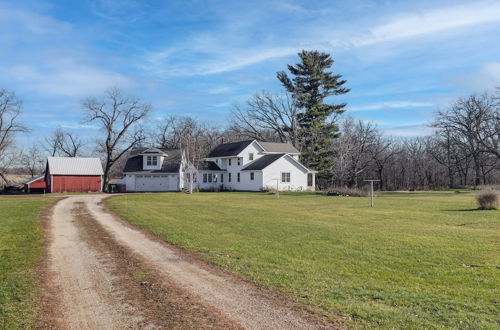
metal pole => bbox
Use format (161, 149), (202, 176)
(276, 179), (279, 199)
(370, 181), (374, 208)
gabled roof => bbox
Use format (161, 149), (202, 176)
(123, 149), (182, 173)
(47, 157), (104, 175)
(196, 161), (225, 171)
(206, 140), (299, 158)
(206, 140), (254, 158)
(240, 154), (285, 171)
(140, 147), (167, 155)
(259, 141), (299, 154)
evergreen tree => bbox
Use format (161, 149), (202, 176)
(277, 50), (349, 183)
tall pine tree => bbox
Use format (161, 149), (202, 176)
(277, 50), (349, 184)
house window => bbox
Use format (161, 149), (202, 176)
(228, 173), (232, 182)
(228, 159), (232, 166)
(213, 174), (217, 183)
(237, 173), (240, 182)
(281, 172), (291, 183)
(203, 173), (207, 183)
(220, 173), (224, 183)
(249, 153), (254, 161)
(250, 172), (254, 180)
(147, 155), (158, 166)
(237, 158), (241, 166)
(208, 173), (213, 183)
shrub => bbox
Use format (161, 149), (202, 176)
(262, 187), (278, 194)
(320, 187), (370, 197)
(476, 190), (499, 210)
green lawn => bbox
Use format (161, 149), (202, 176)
(107, 191), (500, 329)
(0, 196), (54, 329)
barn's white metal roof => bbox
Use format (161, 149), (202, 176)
(47, 157), (104, 175)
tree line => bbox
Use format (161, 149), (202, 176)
(1, 50), (498, 190)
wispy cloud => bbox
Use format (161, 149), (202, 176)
(89, 0), (144, 23)
(143, 45), (296, 77)
(355, 1), (500, 46)
(382, 123), (434, 137)
(350, 101), (434, 112)
(450, 62), (500, 91)
(4, 63), (133, 97)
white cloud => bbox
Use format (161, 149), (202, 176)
(143, 46), (296, 77)
(0, 7), (72, 36)
(355, 1), (500, 46)
(206, 86), (232, 95)
(6, 63), (133, 97)
(350, 101), (434, 112)
(451, 62), (500, 91)
(382, 123), (434, 137)
(90, 0), (144, 23)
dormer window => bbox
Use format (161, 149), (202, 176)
(237, 158), (241, 166)
(147, 156), (158, 166)
(249, 153), (254, 161)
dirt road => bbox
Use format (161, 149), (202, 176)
(43, 195), (338, 329)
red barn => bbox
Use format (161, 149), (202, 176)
(45, 157), (104, 193)
(23, 175), (46, 193)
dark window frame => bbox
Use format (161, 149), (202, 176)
(281, 172), (291, 183)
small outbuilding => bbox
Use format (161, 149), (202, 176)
(45, 157), (104, 193)
(23, 175), (46, 193)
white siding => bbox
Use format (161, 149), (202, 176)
(261, 156), (308, 191)
(237, 171), (263, 191)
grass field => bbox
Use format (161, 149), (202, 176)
(0, 196), (54, 329)
(108, 191), (499, 328)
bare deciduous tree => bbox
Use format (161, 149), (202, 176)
(230, 91), (300, 146)
(83, 88), (150, 190)
(433, 93), (498, 187)
(20, 144), (45, 177)
(333, 118), (377, 187)
(44, 128), (64, 157)
(0, 89), (29, 185)
(44, 128), (85, 157)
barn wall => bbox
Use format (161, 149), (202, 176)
(51, 175), (102, 193)
(25, 177), (46, 193)
(29, 178), (46, 189)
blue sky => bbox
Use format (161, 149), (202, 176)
(1, 0), (500, 146)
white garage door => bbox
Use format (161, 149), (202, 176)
(135, 175), (177, 191)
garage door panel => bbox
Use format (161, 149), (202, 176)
(135, 175), (177, 191)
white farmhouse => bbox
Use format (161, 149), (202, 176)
(122, 140), (316, 192)
(198, 140), (315, 191)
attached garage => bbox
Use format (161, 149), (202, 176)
(45, 157), (104, 193)
(123, 148), (183, 192)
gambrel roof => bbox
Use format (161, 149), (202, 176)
(123, 149), (182, 173)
